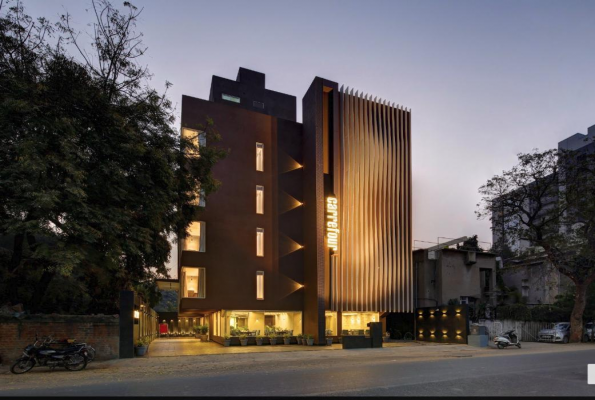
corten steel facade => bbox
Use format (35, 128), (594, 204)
(174, 68), (413, 344)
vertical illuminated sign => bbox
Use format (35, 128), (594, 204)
(326, 197), (339, 252)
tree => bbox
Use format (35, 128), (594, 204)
(477, 147), (595, 342)
(0, 0), (226, 313)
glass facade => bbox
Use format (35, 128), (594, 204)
(256, 228), (264, 257)
(182, 128), (205, 157)
(341, 312), (379, 335)
(325, 311), (338, 336)
(256, 186), (264, 214)
(181, 267), (206, 298)
(256, 271), (264, 300)
(183, 221), (206, 252)
(256, 143), (264, 171)
(218, 310), (302, 337)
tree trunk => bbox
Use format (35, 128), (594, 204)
(29, 268), (56, 313)
(570, 283), (587, 343)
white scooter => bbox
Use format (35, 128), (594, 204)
(494, 329), (521, 349)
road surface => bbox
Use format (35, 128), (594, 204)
(2, 346), (595, 396)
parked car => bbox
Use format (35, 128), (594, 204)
(538, 322), (570, 343)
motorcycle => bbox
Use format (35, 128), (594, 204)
(494, 329), (522, 349)
(10, 334), (89, 374)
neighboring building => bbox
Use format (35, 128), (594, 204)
(500, 252), (573, 305)
(414, 245), (498, 309)
(159, 67), (413, 344)
(492, 124), (595, 255)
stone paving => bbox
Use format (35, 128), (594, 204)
(147, 338), (345, 357)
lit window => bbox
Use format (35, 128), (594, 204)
(256, 228), (264, 257)
(256, 271), (264, 300)
(182, 267), (206, 298)
(184, 221), (206, 252)
(256, 143), (264, 171)
(181, 128), (205, 157)
(189, 188), (206, 207)
(256, 186), (264, 214)
(222, 93), (240, 103)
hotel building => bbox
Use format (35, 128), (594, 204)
(163, 67), (413, 344)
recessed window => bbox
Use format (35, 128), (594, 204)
(222, 93), (240, 103)
(189, 188), (206, 207)
(253, 100), (265, 109)
(256, 186), (264, 214)
(182, 128), (205, 157)
(256, 228), (264, 257)
(183, 221), (206, 252)
(256, 271), (264, 300)
(182, 267), (206, 298)
(256, 143), (264, 172)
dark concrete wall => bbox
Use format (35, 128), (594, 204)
(209, 68), (296, 122)
(302, 78), (326, 344)
(180, 96), (303, 314)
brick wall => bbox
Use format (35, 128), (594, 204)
(0, 314), (119, 365)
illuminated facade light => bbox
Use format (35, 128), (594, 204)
(326, 197), (339, 252)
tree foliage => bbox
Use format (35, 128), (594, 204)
(477, 146), (595, 341)
(0, 0), (226, 313)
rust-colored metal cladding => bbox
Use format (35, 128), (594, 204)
(335, 88), (413, 313)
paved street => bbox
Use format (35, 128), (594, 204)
(1, 343), (595, 396)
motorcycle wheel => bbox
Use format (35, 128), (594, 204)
(10, 359), (35, 374)
(64, 354), (87, 371)
(496, 342), (505, 349)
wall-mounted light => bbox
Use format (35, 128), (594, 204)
(134, 310), (140, 319)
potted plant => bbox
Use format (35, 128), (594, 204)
(239, 334), (248, 346)
(199, 325), (209, 342)
(326, 336), (333, 346)
(283, 333), (291, 345)
(135, 338), (149, 356)
(256, 335), (264, 346)
(297, 334), (303, 345)
(223, 335), (231, 347)
(306, 334), (314, 346)
(269, 333), (277, 345)
(193, 325), (200, 339)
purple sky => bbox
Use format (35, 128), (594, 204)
(24, 0), (595, 251)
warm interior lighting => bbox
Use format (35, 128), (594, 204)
(256, 271), (264, 300)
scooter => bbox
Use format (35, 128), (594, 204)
(494, 329), (521, 349)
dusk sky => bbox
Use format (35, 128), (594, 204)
(27, 0), (595, 251)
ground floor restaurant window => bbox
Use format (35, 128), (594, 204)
(341, 312), (379, 336)
(325, 311), (338, 336)
(217, 311), (303, 337)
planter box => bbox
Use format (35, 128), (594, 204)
(283, 338), (291, 345)
(240, 339), (248, 346)
(307, 339), (314, 346)
(199, 334), (208, 342)
(269, 338), (277, 345)
(223, 339), (231, 347)
(256, 339), (263, 346)
(326, 338), (333, 346)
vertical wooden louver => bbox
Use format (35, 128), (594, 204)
(332, 87), (413, 313)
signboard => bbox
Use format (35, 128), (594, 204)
(326, 197), (339, 252)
